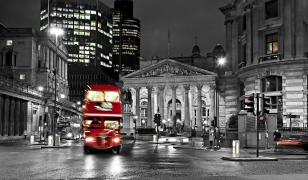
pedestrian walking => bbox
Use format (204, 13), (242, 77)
(273, 129), (281, 151)
(209, 128), (215, 148)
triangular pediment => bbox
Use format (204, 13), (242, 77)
(122, 59), (217, 79)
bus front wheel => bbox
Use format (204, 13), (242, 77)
(112, 146), (121, 154)
(84, 146), (91, 154)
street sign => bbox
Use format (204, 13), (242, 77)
(284, 114), (300, 118)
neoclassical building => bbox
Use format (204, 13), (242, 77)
(122, 59), (217, 132)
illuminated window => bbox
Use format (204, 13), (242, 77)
(265, 33), (279, 55)
(19, 74), (26, 80)
(261, 76), (282, 92)
(104, 121), (119, 130)
(105, 91), (120, 102)
(86, 91), (119, 102)
(6, 40), (13, 46)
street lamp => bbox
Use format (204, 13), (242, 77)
(60, 94), (66, 99)
(216, 55), (227, 130)
(50, 27), (64, 146)
(37, 86), (44, 92)
(217, 56), (226, 66)
(37, 86), (45, 142)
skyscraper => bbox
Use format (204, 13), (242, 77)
(113, 0), (140, 77)
(40, 0), (115, 102)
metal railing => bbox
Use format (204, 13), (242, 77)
(278, 127), (308, 133)
(258, 53), (282, 63)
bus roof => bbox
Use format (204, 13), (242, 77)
(86, 84), (120, 91)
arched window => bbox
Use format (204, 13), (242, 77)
(261, 76), (282, 92)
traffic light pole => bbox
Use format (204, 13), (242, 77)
(256, 93), (259, 157)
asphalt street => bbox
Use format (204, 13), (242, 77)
(0, 140), (308, 180)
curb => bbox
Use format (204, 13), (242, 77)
(173, 145), (222, 151)
(222, 156), (278, 161)
(41, 145), (70, 149)
(260, 151), (308, 156)
(173, 146), (206, 150)
(277, 157), (308, 160)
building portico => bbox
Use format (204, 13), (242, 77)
(121, 59), (219, 134)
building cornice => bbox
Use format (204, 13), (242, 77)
(236, 58), (308, 77)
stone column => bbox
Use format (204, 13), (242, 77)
(9, 97), (15, 136)
(146, 86), (153, 127)
(14, 99), (20, 136)
(3, 96), (10, 136)
(171, 85), (177, 129)
(158, 85), (165, 120)
(0, 95), (4, 136)
(135, 87), (141, 126)
(210, 85), (216, 121)
(184, 84), (190, 130)
(65, 63), (68, 79)
(196, 84), (203, 131)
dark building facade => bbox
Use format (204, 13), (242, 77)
(113, 0), (140, 76)
(40, 0), (115, 102)
(0, 24), (81, 140)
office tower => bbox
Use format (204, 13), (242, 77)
(40, 0), (115, 102)
(113, 0), (140, 76)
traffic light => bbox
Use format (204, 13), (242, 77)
(262, 94), (271, 114)
(157, 114), (161, 126)
(54, 112), (59, 119)
(244, 93), (255, 113)
(154, 113), (161, 126)
(213, 117), (217, 127)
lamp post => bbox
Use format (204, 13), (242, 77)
(216, 56), (226, 130)
(37, 86), (44, 142)
(50, 27), (64, 146)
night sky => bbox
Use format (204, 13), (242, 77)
(0, 0), (229, 59)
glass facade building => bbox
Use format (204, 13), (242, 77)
(112, 0), (140, 76)
(40, 0), (112, 67)
(40, 0), (115, 102)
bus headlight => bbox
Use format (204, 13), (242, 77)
(85, 137), (95, 143)
(113, 137), (120, 143)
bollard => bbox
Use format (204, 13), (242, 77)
(48, 135), (53, 146)
(232, 140), (240, 157)
(30, 135), (35, 144)
(55, 134), (61, 146)
(153, 135), (157, 142)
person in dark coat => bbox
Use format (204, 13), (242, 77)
(273, 130), (281, 151)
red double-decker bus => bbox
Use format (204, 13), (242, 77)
(82, 84), (122, 154)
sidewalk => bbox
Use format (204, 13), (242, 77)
(173, 138), (308, 161)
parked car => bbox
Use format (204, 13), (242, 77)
(277, 134), (308, 151)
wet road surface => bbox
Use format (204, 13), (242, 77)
(1, 140), (308, 179)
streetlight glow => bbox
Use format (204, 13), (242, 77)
(60, 94), (66, 99)
(217, 56), (226, 66)
(77, 101), (81, 105)
(50, 27), (64, 37)
(37, 86), (44, 92)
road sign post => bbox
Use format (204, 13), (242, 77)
(256, 93), (259, 157)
